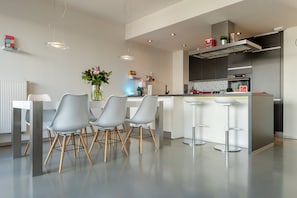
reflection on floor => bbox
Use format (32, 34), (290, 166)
(0, 135), (296, 198)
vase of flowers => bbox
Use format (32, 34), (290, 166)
(82, 66), (112, 101)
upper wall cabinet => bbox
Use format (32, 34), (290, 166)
(189, 56), (227, 81)
(189, 56), (203, 80)
(250, 32), (282, 49)
(227, 53), (252, 75)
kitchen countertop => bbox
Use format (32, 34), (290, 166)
(128, 92), (271, 97)
(158, 92), (270, 97)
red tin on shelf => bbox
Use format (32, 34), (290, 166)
(205, 38), (215, 48)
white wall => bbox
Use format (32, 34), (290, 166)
(283, 26), (297, 139)
(0, 0), (172, 100)
(172, 50), (184, 94)
(0, 0), (172, 141)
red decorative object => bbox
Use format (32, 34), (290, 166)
(5, 35), (15, 48)
(205, 38), (216, 48)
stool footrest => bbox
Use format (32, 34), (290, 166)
(228, 127), (241, 131)
(214, 144), (241, 152)
(183, 138), (206, 146)
(198, 124), (209, 127)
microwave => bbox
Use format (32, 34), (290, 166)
(227, 76), (251, 92)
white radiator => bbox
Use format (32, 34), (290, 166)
(0, 80), (27, 133)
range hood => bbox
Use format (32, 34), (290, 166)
(189, 39), (262, 59)
(189, 20), (262, 59)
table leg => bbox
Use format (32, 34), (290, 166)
(12, 108), (22, 158)
(155, 101), (163, 148)
(31, 101), (43, 176)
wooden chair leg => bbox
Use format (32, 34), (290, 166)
(89, 131), (99, 153)
(84, 127), (88, 146)
(139, 127), (143, 154)
(148, 127), (159, 151)
(116, 128), (128, 156)
(44, 133), (59, 165)
(58, 135), (67, 174)
(24, 142), (30, 156)
(79, 132), (93, 165)
(104, 131), (109, 162)
(96, 130), (104, 149)
(77, 129), (82, 151)
(47, 130), (53, 146)
(122, 123), (128, 138)
(71, 134), (76, 159)
(90, 125), (96, 135)
(123, 127), (134, 148)
(57, 132), (62, 147)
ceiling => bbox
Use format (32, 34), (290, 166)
(59, 0), (297, 52)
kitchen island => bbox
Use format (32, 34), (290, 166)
(128, 92), (274, 153)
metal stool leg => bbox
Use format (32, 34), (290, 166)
(183, 102), (205, 146)
(214, 105), (241, 152)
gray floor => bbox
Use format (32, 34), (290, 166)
(0, 135), (296, 198)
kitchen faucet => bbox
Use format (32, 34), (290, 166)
(165, 85), (170, 95)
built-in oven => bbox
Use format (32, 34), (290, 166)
(227, 74), (251, 92)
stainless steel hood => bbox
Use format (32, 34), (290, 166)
(189, 39), (262, 59)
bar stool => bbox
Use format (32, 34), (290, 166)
(183, 99), (206, 146)
(214, 97), (241, 152)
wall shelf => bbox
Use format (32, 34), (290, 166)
(1, 46), (20, 52)
(128, 75), (141, 80)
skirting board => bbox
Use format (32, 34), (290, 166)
(252, 143), (274, 155)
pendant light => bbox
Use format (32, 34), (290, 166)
(46, 0), (69, 50)
(120, 48), (135, 61)
(120, 0), (135, 61)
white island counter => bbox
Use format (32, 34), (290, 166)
(128, 93), (273, 153)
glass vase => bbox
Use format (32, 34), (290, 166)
(91, 84), (103, 101)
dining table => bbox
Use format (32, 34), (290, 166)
(12, 99), (163, 177)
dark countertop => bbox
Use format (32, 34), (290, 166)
(158, 93), (252, 97)
(128, 92), (272, 97)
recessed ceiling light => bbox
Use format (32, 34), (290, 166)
(236, 32), (241, 35)
(171, 33), (176, 36)
(147, 39), (152, 43)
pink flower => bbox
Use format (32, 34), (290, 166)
(93, 70), (99, 75)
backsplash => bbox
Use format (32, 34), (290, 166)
(192, 80), (228, 92)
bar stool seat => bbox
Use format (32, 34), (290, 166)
(183, 99), (206, 146)
(214, 97), (241, 152)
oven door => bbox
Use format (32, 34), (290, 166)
(228, 77), (251, 92)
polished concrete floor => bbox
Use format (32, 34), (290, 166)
(0, 135), (296, 198)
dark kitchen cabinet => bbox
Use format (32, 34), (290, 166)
(252, 48), (281, 98)
(189, 56), (227, 81)
(228, 53), (252, 68)
(214, 57), (228, 78)
(274, 101), (283, 132)
(228, 53), (252, 75)
(189, 56), (203, 80)
(251, 31), (283, 132)
(251, 32), (281, 48)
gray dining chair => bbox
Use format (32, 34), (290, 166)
(88, 95), (128, 162)
(123, 95), (159, 154)
(44, 94), (93, 173)
(24, 94), (56, 155)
